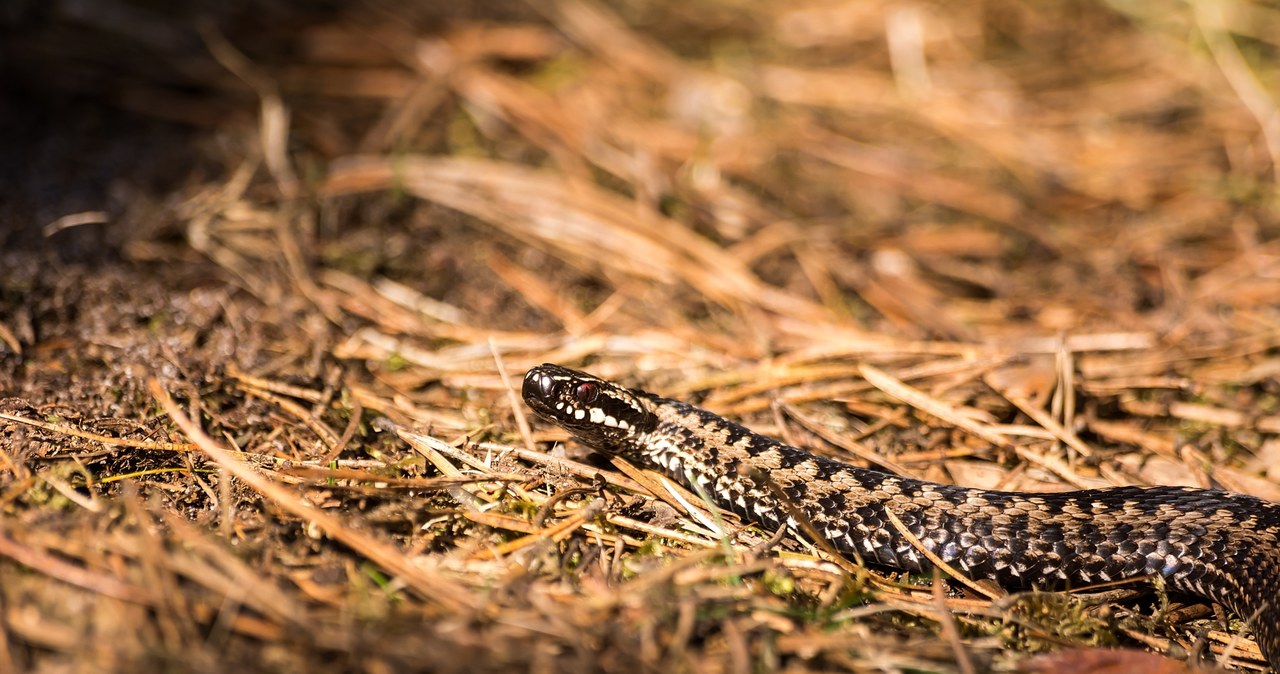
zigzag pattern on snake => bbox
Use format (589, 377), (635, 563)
(521, 364), (1280, 670)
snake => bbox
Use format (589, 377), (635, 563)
(521, 363), (1280, 670)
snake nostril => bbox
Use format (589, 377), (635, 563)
(538, 375), (556, 398)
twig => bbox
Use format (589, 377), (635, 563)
(148, 378), (478, 613)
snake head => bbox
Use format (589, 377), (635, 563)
(522, 364), (656, 452)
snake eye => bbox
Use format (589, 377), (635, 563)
(574, 382), (599, 404)
(538, 376), (556, 398)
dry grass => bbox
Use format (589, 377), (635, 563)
(2, 0), (1280, 672)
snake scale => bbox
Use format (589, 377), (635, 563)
(521, 364), (1280, 669)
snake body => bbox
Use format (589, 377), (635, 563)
(522, 364), (1280, 669)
